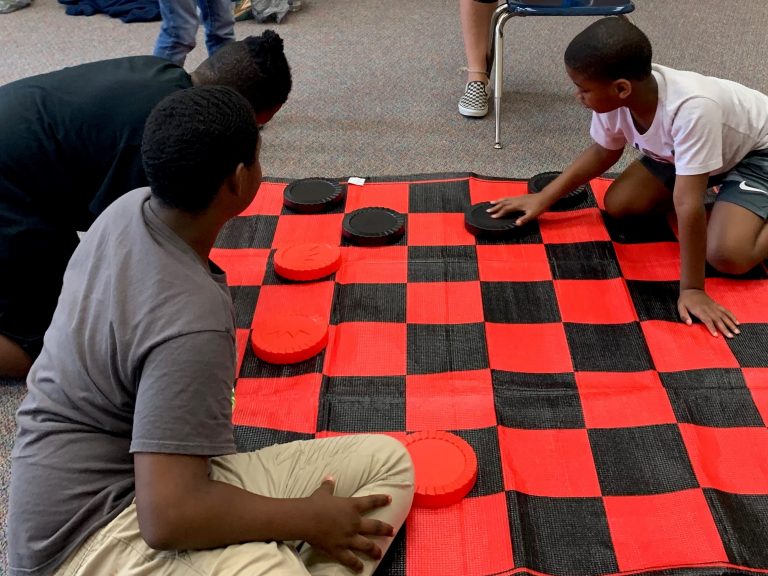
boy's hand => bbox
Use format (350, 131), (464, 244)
(678, 289), (740, 338)
(304, 477), (395, 573)
(486, 193), (551, 225)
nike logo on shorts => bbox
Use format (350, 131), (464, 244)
(739, 181), (768, 195)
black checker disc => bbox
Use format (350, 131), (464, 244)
(284, 178), (344, 213)
(464, 202), (521, 238)
(342, 207), (406, 246)
(528, 171), (588, 211)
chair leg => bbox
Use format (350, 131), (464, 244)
(486, 4), (508, 76)
(493, 11), (512, 149)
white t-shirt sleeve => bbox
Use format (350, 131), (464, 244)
(671, 98), (724, 175)
(131, 331), (236, 456)
(590, 111), (627, 150)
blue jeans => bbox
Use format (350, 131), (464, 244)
(153, 0), (235, 66)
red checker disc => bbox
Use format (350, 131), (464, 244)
(273, 243), (342, 281)
(403, 430), (478, 508)
(250, 315), (328, 364)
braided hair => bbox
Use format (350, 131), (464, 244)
(141, 86), (259, 213)
(196, 30), (292, 113)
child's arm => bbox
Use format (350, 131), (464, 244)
(673, 174), (740, 338)
(134, 452), (394, 572)
(487, 143), (623, 223)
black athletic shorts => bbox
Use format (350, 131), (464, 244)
(640, 148), (768, 220)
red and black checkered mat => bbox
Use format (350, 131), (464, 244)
(212, 173), (768, 576)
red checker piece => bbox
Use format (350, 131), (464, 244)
(251, 315), (328, 364)
(403, 431), (478, 508)
(273, 243), (341, 282)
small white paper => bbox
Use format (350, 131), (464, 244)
(347, 177), (366, 186)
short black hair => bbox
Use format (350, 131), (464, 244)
(142, 86), (259, 213)
(196, 30), (292, 112)
(564, 18), (652, 82)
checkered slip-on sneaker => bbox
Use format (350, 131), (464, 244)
(458, 81), (489, 118)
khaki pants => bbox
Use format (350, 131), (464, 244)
(54, 434), (414, 576)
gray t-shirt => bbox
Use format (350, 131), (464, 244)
(8, 188), (237, 575)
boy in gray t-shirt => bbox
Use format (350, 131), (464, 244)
(8, 86), (414, 576)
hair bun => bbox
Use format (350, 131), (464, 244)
(260, 30), (283, 51)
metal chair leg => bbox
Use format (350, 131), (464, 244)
(493, 11), (512, 149)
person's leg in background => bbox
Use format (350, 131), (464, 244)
(154, 0), (201, 67)
(458, 0), (497, 118)
(198, 0), (236, 58)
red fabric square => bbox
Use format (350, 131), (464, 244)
(604, 490), (728, 571)
(232, 375), (322, 434)
(614, 242), (680, 281)
(486, 323), (573, 373)
(706, 278), (768, 323)
(680, 424), (768, 493)
(240, 181), (286, 216)
(575, 371), (676, 428)
(271, 214), (344, 248)
(555, 279), (638, 324)
(406, 282), (484, 324)
(335, 246), (408, 284)
(344, 182), (409, 214)
(743, 368), (768, 426)
(469, 177), (527, 204)
(406, 493), (513, 576)
(253, 282), (335, 325)
(476, 244), (552, 282)
(641, 320), (739, 372)
(209, 248), (268, 286)
(405, 370), (496, 430)
(498, 427), (602, 497)
(407, 213), (476, 246)
(235, 328), (249, 377)
(323, 323), (406, 376)
(589, 177), (612, 209)
(539, 208), (611, 244)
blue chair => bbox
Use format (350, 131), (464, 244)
(488, 0), (635, 149)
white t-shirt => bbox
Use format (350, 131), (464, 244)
(590, 64), (768, 176)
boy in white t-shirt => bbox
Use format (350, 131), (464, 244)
(488, 17), (768, 339)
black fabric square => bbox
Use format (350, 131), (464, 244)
(474, 220), (543, 245)
(214, 215), (279, 249)
(372, 527), (406, 576)
(239, 343), (324, 378)
(234, 425), (313, 452)
(408, 246), (479, 282)
(317, 376), (406, 433)
(727, 324), (768, 368)
(565, 322), (653, 372)
(230, 286), (259, 329)
(507, 491), (618, 575)
(408, 179), (470, 213)
(705, 488), (768, 567)
(451, 427), (505, 497)
(331, 283), (406, 324)
(626, 280), (680, 322)
(492, 371), (584, 429)
(546, 242), (621, 280)
(481, 281), (561, 324)
(660, 369), (765, 427)
(602, 212), (677, 244)
(407, 323), (489, 374)
(588, 424), (699, 495)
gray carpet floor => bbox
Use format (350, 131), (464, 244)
(1, 0), (767, 571)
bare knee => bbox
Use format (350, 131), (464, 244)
(0, 334), (33, 379)
(706, 245), (757, 276)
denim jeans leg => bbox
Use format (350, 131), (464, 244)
(198, 0), (236, 57)
(153, 0), (200, 66)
